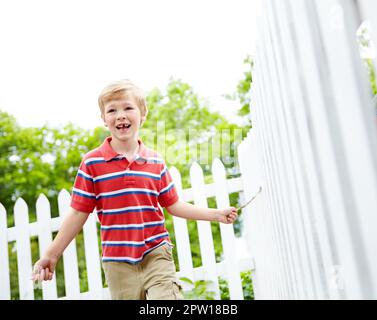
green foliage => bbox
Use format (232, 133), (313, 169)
(365, 58), (377, 96)
(181, 270), (254, 300)
(241, 270), (254, 300)
(219, 270), (254, 300)
(142, 78), (247, 189)
(0, 112), (108, 226)
(225, 55), (253, 128)
(180, 277), (216, 300)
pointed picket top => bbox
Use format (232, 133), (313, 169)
(0, 202), (7, 237)
(36, 193), (57, 299)
(36, 193), (50, 210)
(58, 189), (71, 217)
(169, 166), (183, 191)
(36, 193), (52, 232)
(189, 161), (206, 202)
(0, 201), (10, 300)
(58, 189), (71, 202)
(14, 197), (34, 299)
(190, 161), (204, 181)
(212, 158), (227, 179)
(0, 202), (6, 221)
(14, 198), (29, 224)
(0, 201), (8, 236)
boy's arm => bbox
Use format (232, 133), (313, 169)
(32, 207), (90, 281)
(165, 200), (238, 224)
(45, 207), (89, 259)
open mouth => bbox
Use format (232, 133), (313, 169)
(116, 123), (131, 131)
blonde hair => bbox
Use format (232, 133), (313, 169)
(98, 79), (148, 116)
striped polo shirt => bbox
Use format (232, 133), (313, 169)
(70, 136), (179, 264)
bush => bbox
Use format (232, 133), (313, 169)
(180, 270), (254, 300)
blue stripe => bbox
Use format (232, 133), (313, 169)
(94, 172), (160, 183)
(101, 222), (164, 231)
(102, 242), (145, 247)
(95, 173), (126, 183)
(128, 173), (160, 180)
(146, 234), (169, 243)
(147, 160), (162, 164)
(100, 208), (157, 215)
(87, 158), (124, 165)
(86, 159), (106, 166)
(97, 190), (158, 200)
(102, 226), (144, 231)
(102, 257), (143, 264)
(78, 173), (93, 182)
(159, 184), (174, 195)
(73, 191), (96, 199)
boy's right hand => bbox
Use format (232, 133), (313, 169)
(31, 256), (58, 282)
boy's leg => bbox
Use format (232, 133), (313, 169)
(102, 261), (146, 300)
(142, 244), (183, 300)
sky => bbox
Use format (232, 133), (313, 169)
(0, 0), (261, 129)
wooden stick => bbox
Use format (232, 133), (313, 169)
(237, 186), (262, 211)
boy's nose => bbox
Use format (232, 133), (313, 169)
(116, 111), (127, 120)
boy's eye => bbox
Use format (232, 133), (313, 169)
(107, 109), (115, 113)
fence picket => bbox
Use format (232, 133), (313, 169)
(190, 162), (220, 300)
(36, 194), (58, 299)
(83, 212), (103, 299)
(169, 166), (194, 289)
(212, 159), (244, 299)
(0, 203), (10, 299)
(58, 189), (81, 299)
(14, 198), (34, 300)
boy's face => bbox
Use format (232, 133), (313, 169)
(102, 95), (146, 143)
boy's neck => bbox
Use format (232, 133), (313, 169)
(110, 137), (139, 157)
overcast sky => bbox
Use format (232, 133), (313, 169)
(0, 0), (261, 129)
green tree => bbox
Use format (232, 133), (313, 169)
(225, 55), (253, 128)
(142, 78), (246, 186)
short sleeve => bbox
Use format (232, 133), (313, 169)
(158, 162), (179, 208)
(70, 159), (97, 214)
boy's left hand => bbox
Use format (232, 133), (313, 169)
(216, 207), (238, 224)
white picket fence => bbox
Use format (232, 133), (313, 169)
(0, 159), (253, 300)
(238, 0), (377, 299)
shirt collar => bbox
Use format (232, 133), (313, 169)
(100, 136), (148, 162)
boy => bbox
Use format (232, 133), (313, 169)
(32, 79), (238, 300)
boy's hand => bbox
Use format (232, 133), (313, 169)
(216, 207), (238, 224)
(31, 256), (58, 282)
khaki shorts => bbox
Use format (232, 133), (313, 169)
(102, 243), (183, 300)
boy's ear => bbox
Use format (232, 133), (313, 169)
(140, 109), (148, 126)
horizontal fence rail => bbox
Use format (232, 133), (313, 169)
(0, 159), (252, 300)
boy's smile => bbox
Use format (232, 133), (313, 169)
(102, 96), (146, 149)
